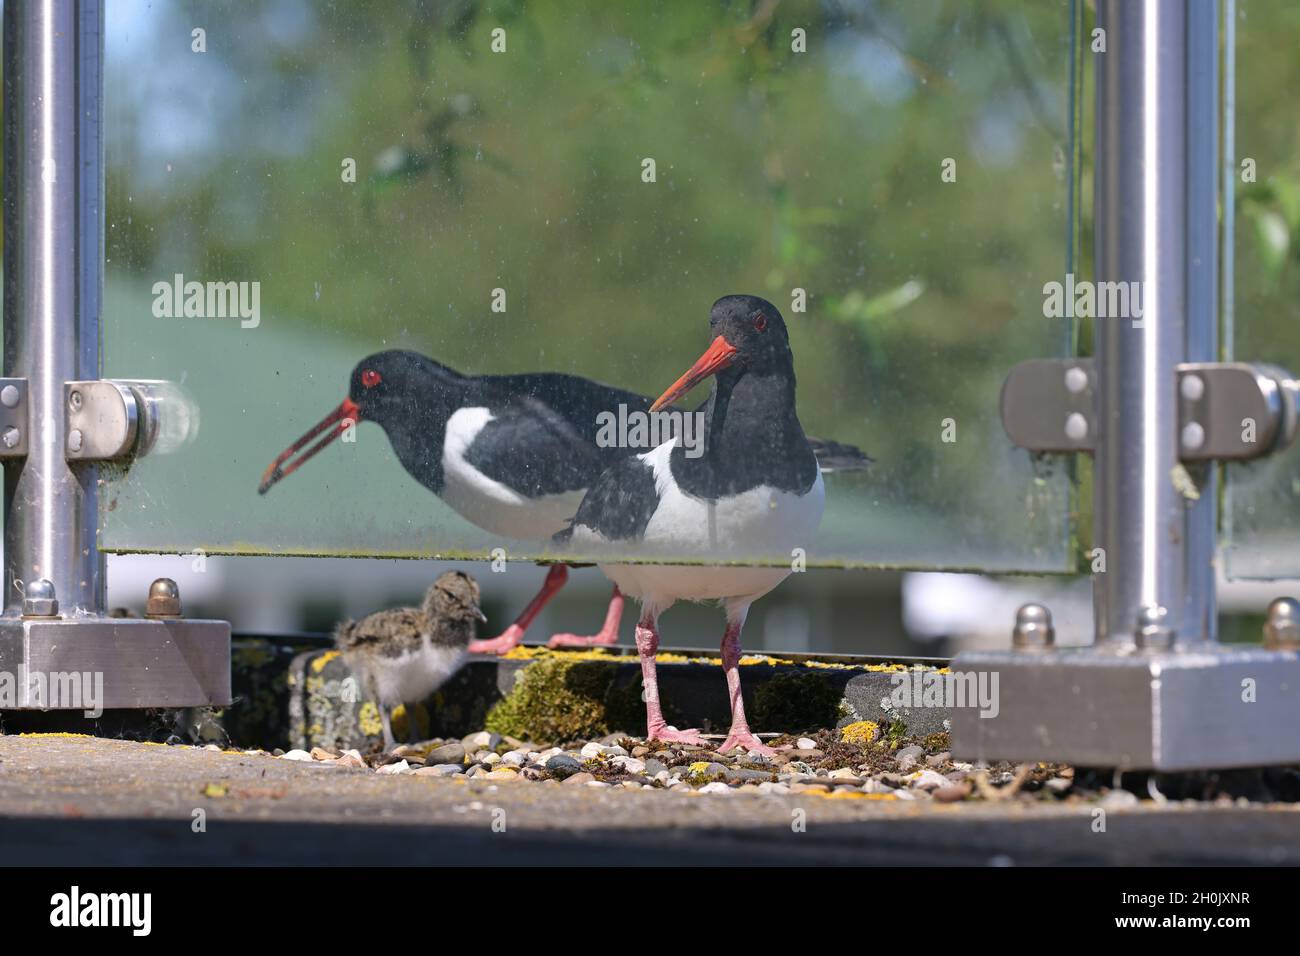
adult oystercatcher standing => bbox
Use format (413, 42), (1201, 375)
(559, 295), (824, 757)
(259, 347), (864, 655)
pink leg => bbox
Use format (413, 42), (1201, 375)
(636, 608), (709, 747)
(467, 565), (568, 655)
(547, 586), (624, 648)
(717, 608), (776, 757)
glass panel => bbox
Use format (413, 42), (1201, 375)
(102, 0), (1075, 571)
(1224, 0), (1300, 578)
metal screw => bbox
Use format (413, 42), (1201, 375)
(1180, 373), (1205, 402)
(1264, 597), (1300, 650)
(1064, 366), (1089, 394)
(22, 578), (59, 617)
(0, 384), (20, 408)
(1135, 605), (1174, 649)
(2, 427), (20, 449)
(145, 577), (182, 619)
(67, 429), (83, 453)
(1013, 603), (1055, 650)
(68, 389), (83, 411)
(1064, 412), (1088, 442)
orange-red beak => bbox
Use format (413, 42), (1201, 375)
(650, 335), (738, 412)
(258, 398), (361, 495)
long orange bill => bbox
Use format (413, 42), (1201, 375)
(649, 335), (738, 412)
(258, 398), (362, 495)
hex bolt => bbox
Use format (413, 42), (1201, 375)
(68, 389), (83, 411)
(1134, 604), (1174, 649)
(1013, 603), (1055, 650)
(145, 577), (183, 619)
(22, 578), (59, 618)
(1263, 597), (1300, 650)
(0, 384), (20, 408)
(2, 427), (21, 449)
(67, 429), (83, 453)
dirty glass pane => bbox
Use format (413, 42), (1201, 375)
(101, 0), (1075, 571)
(1224, 1), (1300, 579)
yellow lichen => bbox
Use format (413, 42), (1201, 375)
(17, 732), (90, 738)
(311, 650), (340, 673)
(840, 720), (880, 746)
(357, 701), (382, 736)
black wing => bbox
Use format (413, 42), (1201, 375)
(556, 454), (660, 544)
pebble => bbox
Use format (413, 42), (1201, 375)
(611, 756), (646, 775)
(462, 731), (502, 751)
(280, 749), (314, 762)
(784, 761), (814, 776)
(501, 751), (527, 767)
(424, 742), (465, 766)
(933, 782), (972, 803)
(827, 768), (858, 780)
(895, 745), (924, 771)
(561, 771), (596, 786)
(481, 753), (501, 766)
(481, 768), (519, 781)
(910, 769), (950, 791)
(797, 737), (817, 750)
(545, 753), (585, 778)
(925, 752), (951, 768)
(697, 782), (732, 795)
(415, 763), (465, 777)
(310, 746), (339, 760)
(727, 768), (775, 784)
(580, 742), (628, 759)
(790, 748), (824, 761)
(644, 758), (668, 777)
(376, 760), (412, 775)
(1101, 789), (1139, 807)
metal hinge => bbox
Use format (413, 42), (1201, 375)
(1001, 359), (1299, 460)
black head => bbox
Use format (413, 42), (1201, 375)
(423, 570), (487, 626)
(259, 349), (459, 495)
(650, 294), (793, 411)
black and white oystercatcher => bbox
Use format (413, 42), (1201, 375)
(334, 570), (486, 750)
(559, 295), (823, 757)
(260, 348), (867, 655)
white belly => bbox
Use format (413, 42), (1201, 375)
(576, 439), (826, 608)
(440, 407), (586, 540)
(366, 638), (466, 707)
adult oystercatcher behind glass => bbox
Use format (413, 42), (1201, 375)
(259, 349), (866, 654)
(560, 295), (824, 757)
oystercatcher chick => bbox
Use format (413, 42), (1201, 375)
(560, 295), (823, 758)
(259, 351), (867, 655)
(334, 570), (486, 751)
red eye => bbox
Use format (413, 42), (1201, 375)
(361, 369), (382, 388)
(752, 312), (767, 332)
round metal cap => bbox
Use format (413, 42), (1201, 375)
(1264, 597), (1300, 649)
(145, 577), (182, 619)
(1013, 602), (1055, 650)
(1135, 604), (1174, 649)
(22, 578), (59, 617)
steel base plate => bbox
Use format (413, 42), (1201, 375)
(951, 645), (1300, 771)
(0, 617), (230, 710)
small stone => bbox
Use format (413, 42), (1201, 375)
(1045, 777), (1072, 794)
(310, 746), (339, 761)
(331, 752), (366, 769)
(797, 737), (817, 750)
(698, 782), (732, 794)
(580, 742), (628, 759)
(462, 731), (502, 751)
(631, 745), (650, 758)
(895, 745), (924, 771)
(926, 752), (951, 768)
(280, 749), (313, 762)
(784, 760), (813, 776)
(644, 758), (668, 777)
(933, 782), (972, 803)
(562, 772), (596, 786)
(790, 748), (824, 761)
(910, 769), (949, 791)
(425, 742), (466, 766)
(727, 768), (775, 784)
(862, 778), (895, 794)
(611, 756), (646, 775)
(414, 763), (465, 777)
(789, 782), (830, 793)
(757, 781), (791, 795)
(481, 753), (501, 765)
(1101, 789), (1139, 808)
(482, 768), (519, 780)
(377, 760), (412, 775)
(545, 754), (584, 778)
(501, 751), (527, 767)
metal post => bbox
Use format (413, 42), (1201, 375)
(0, 0), (230, 711)
(956, 0), (1300, 770)
(3, 0), (103, 616)
(1092, 0), (1214, 648)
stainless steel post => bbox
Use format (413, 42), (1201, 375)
(3, 0), (104, 616)
(1093, 0), (1216, 646)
